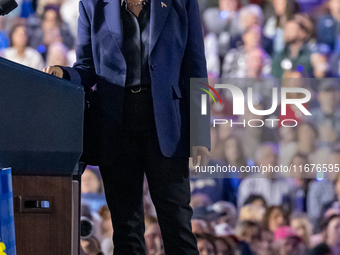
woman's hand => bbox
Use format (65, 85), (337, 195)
(42, 66), (64, 78)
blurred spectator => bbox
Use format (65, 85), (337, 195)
(237, 143), (294, 206)
(0, 17), (9, 50)
(214, 225), (235, 238)
(235, 220), (272, 254)
(191, 193), (213, 209)
(272, 226), (307, 255)
(98, 205), (113, 255)
(213, 201), (238, 229)
(326, 142), (340, 179)
(195, 233), (217, 255)
(271, 14), (314, 78)
(235, 220), (262, 243)
(190, 158), (237, 204)
(219, 119), (234, 140)
(245, 47), (272, 78)
(144, 216), (164, 255)
(288, 153), (312, 212)
(67, 48), (76, 66)
(278, 126), (298, 167)
(304, 80), (340, 145)
(321, 178), (340, 217)
(239, 204), (266, 222)
(309, 214), (340, 255)
(238, 4), (264, 32)
(230, 4), (274, 55)
(80, 236), (103, 255)
(192, 202), (238, 236)
(209, 116), (232, 161)
(202, 0), (240, 61)
(264, 0), (301, 55)
(4, 23), (45, 70)
(143, 177), (157, 217)
(243, 194), (268, 208)
(310, 209), (338, 247)
(294, 122), (330, 165)
(263, 206), (290, 232)
(278, 71), (314, 124)
(192, 219), (215, 235)
(241, 0), (275, 20)
(311, 53), (332, 78)
(214, 223), (235, 237)
(35, 0), (64, 15)
(290, 213), (313, 247)
(325, 206), (340, 219)
(81, 166), (103, 194)
(80, 204), (104, 254)
(197, 0), (219, 13)
(229, 60), (277, 112)
(308, 167), (336, 227)
(213, 236), (238, 255)
(329, 49), (340, 76)
(233, 102), (279, 160)
(315, 170), (340, 231)
(222, 25), (271, 78)
(254, 230), (275, 255)
(190, 176), (236, 205)
(223, 134), (247, 190)
(60, 0), (79, 38)
(317, 0), (340, 52)
(204, 33), (221, 78)
(46, 41), (69, 66)
(29, 4), (74, 55)
(192, 206), (224, 228)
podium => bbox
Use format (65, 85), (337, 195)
(0, 57), (84, 255)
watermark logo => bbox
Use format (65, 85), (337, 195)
(200, 84), (311, 116)
(198, 82), (312, 128)
(197, 82), (222, 115)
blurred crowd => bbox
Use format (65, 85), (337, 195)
(3, 0), (340, 79)
(81, 159), (340, 255)
(0, 0), (77, 70)
(202, 0), (340, 79)
(2, 0), (340, 254)
(193, 0), (340, 254)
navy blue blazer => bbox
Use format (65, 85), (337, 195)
(63, 0), (210, 165)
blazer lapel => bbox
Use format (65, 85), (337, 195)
(103, 0), (124, 54)
(150, 0), (172, 54)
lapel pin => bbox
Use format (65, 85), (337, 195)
(161, 2), (167, 7)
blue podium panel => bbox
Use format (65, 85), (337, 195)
(0, 57), (84, 175)
(0, 168), (16, 255)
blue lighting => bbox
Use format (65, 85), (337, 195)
(296, 65), (304, 72)
(246, 159), (255, 167)
(220, 11), (229, 19)
(37, 45), (46, 53)
(316, 171), (324, 181)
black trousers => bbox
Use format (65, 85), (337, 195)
(99, 86), (199, 255)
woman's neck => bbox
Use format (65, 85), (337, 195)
(15, 46), (26, 57)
